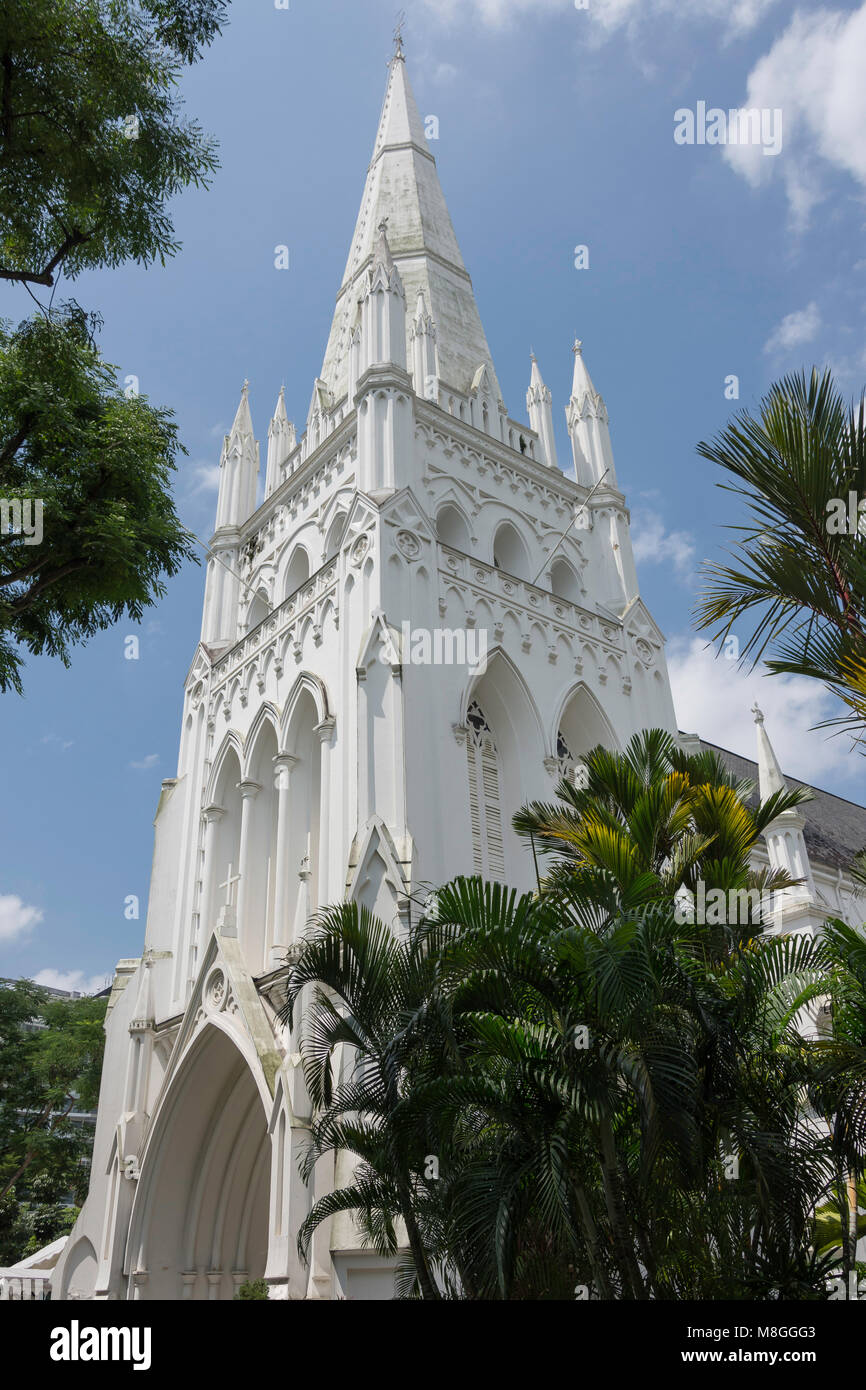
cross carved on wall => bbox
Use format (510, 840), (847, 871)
(219, 864), (241, 908)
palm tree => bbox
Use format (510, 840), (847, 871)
(695, 368), (866, 744)
(279, 902), (459, 1300)
(282, 733), (859, 1299)
(515, 728), (808, 946)
(418, 878), (835, 1298)
(810, 916), (866, 1297)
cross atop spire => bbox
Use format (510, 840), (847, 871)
(393, 10), (406, 60)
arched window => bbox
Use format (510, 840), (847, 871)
(436, 504), (471, 552)
(493, 521), (531, 580)
(242, 720), (279, 973)
(557, 686), (618, 776)
(324, 512), (347, 563)
(247, 589), (270, 631)
(284, 545), (311, 599)
(466, 701), (505, 879)
(550, 558), (581, 603)
(208, 747), (242, 936)
(283, 687), (322, 941)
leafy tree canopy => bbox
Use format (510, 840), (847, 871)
(0, 980), (107, 1209)
(0, 304), (197, 693)
(0, 0), (227, 287)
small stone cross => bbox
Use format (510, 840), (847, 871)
(219, 864), (241, 908)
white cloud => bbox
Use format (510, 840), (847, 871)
(0, 895), (44, 943)
(40, 733), (74, 752)
(32, 969), (110, 996)
(631, 510), (696, 580)
(434, 62), (459, 84)
(763, 301), (821, 355)
(188, 462), (220, 495)
(723, 4), (866, 226)
(668, 636), (861, 792)
(129, 753), (160, 770)
(421, 0), (779, 37)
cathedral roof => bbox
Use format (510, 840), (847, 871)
(689, 735), (866, 874)
(318, 49), (503, 406)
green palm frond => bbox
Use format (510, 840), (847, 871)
(696, 368), (866, 739)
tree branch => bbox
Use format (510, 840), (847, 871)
(0, 227), (94, 287)
(9, 559), (90, 610)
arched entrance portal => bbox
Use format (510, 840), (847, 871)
(128, 1026), (270, 1300)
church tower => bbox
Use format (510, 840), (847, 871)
(52, 41), (678, 1302)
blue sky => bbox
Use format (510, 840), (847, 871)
(2, 0), (865, 988)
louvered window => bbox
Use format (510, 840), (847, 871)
(466, 701), (505, 878)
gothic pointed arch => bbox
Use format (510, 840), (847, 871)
(281, 672), (330, 746)
(320, 489), (355, 562)
(205, 731), (244, 808)
(283, 544), (311, 600)
(243, 703), (281, 774)
(552, 682), (620, 782)
(346, 817), (410, 928)
(125, 1024), (271, 1300)
(436, 500), (472, 551)
(246, 588), (271, 632)
(460, 648), (546, 883)
(492, 519), (531, 580)
(242, 715), (280, 972)
(60, 1236), (98, 1300)
(550, 556), (582, 604)
(204, 742), (244, 942)
(280, 679), (324, 943)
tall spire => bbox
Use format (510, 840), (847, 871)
(752, 701), (788, 800)
(410, 289), (438, 400)
(359, 221), (407, 373)
(752, 703), (819, 921)
(318, 51), (502, 409)
(215, 381), (259, 532)
(526, 354), (558, 470)
(570, 339), (600, 409)
(567, 340), (616, 488)
(203, 381), (260, 647)
(265, 387), (296, 498)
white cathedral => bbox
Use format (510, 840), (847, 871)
(49, 44), (865, 1301)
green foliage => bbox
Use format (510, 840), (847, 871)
(0, 1178), (79, 1266)
(0, 304), (197, 692)
(233, 1278), (270, 1301)
(0, 0), (224, 286)
(696, 368), (866, 741)
(514, 727), (810, 927)
(285, 732), (866, 1300)
(0, 980), (107, 1208)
